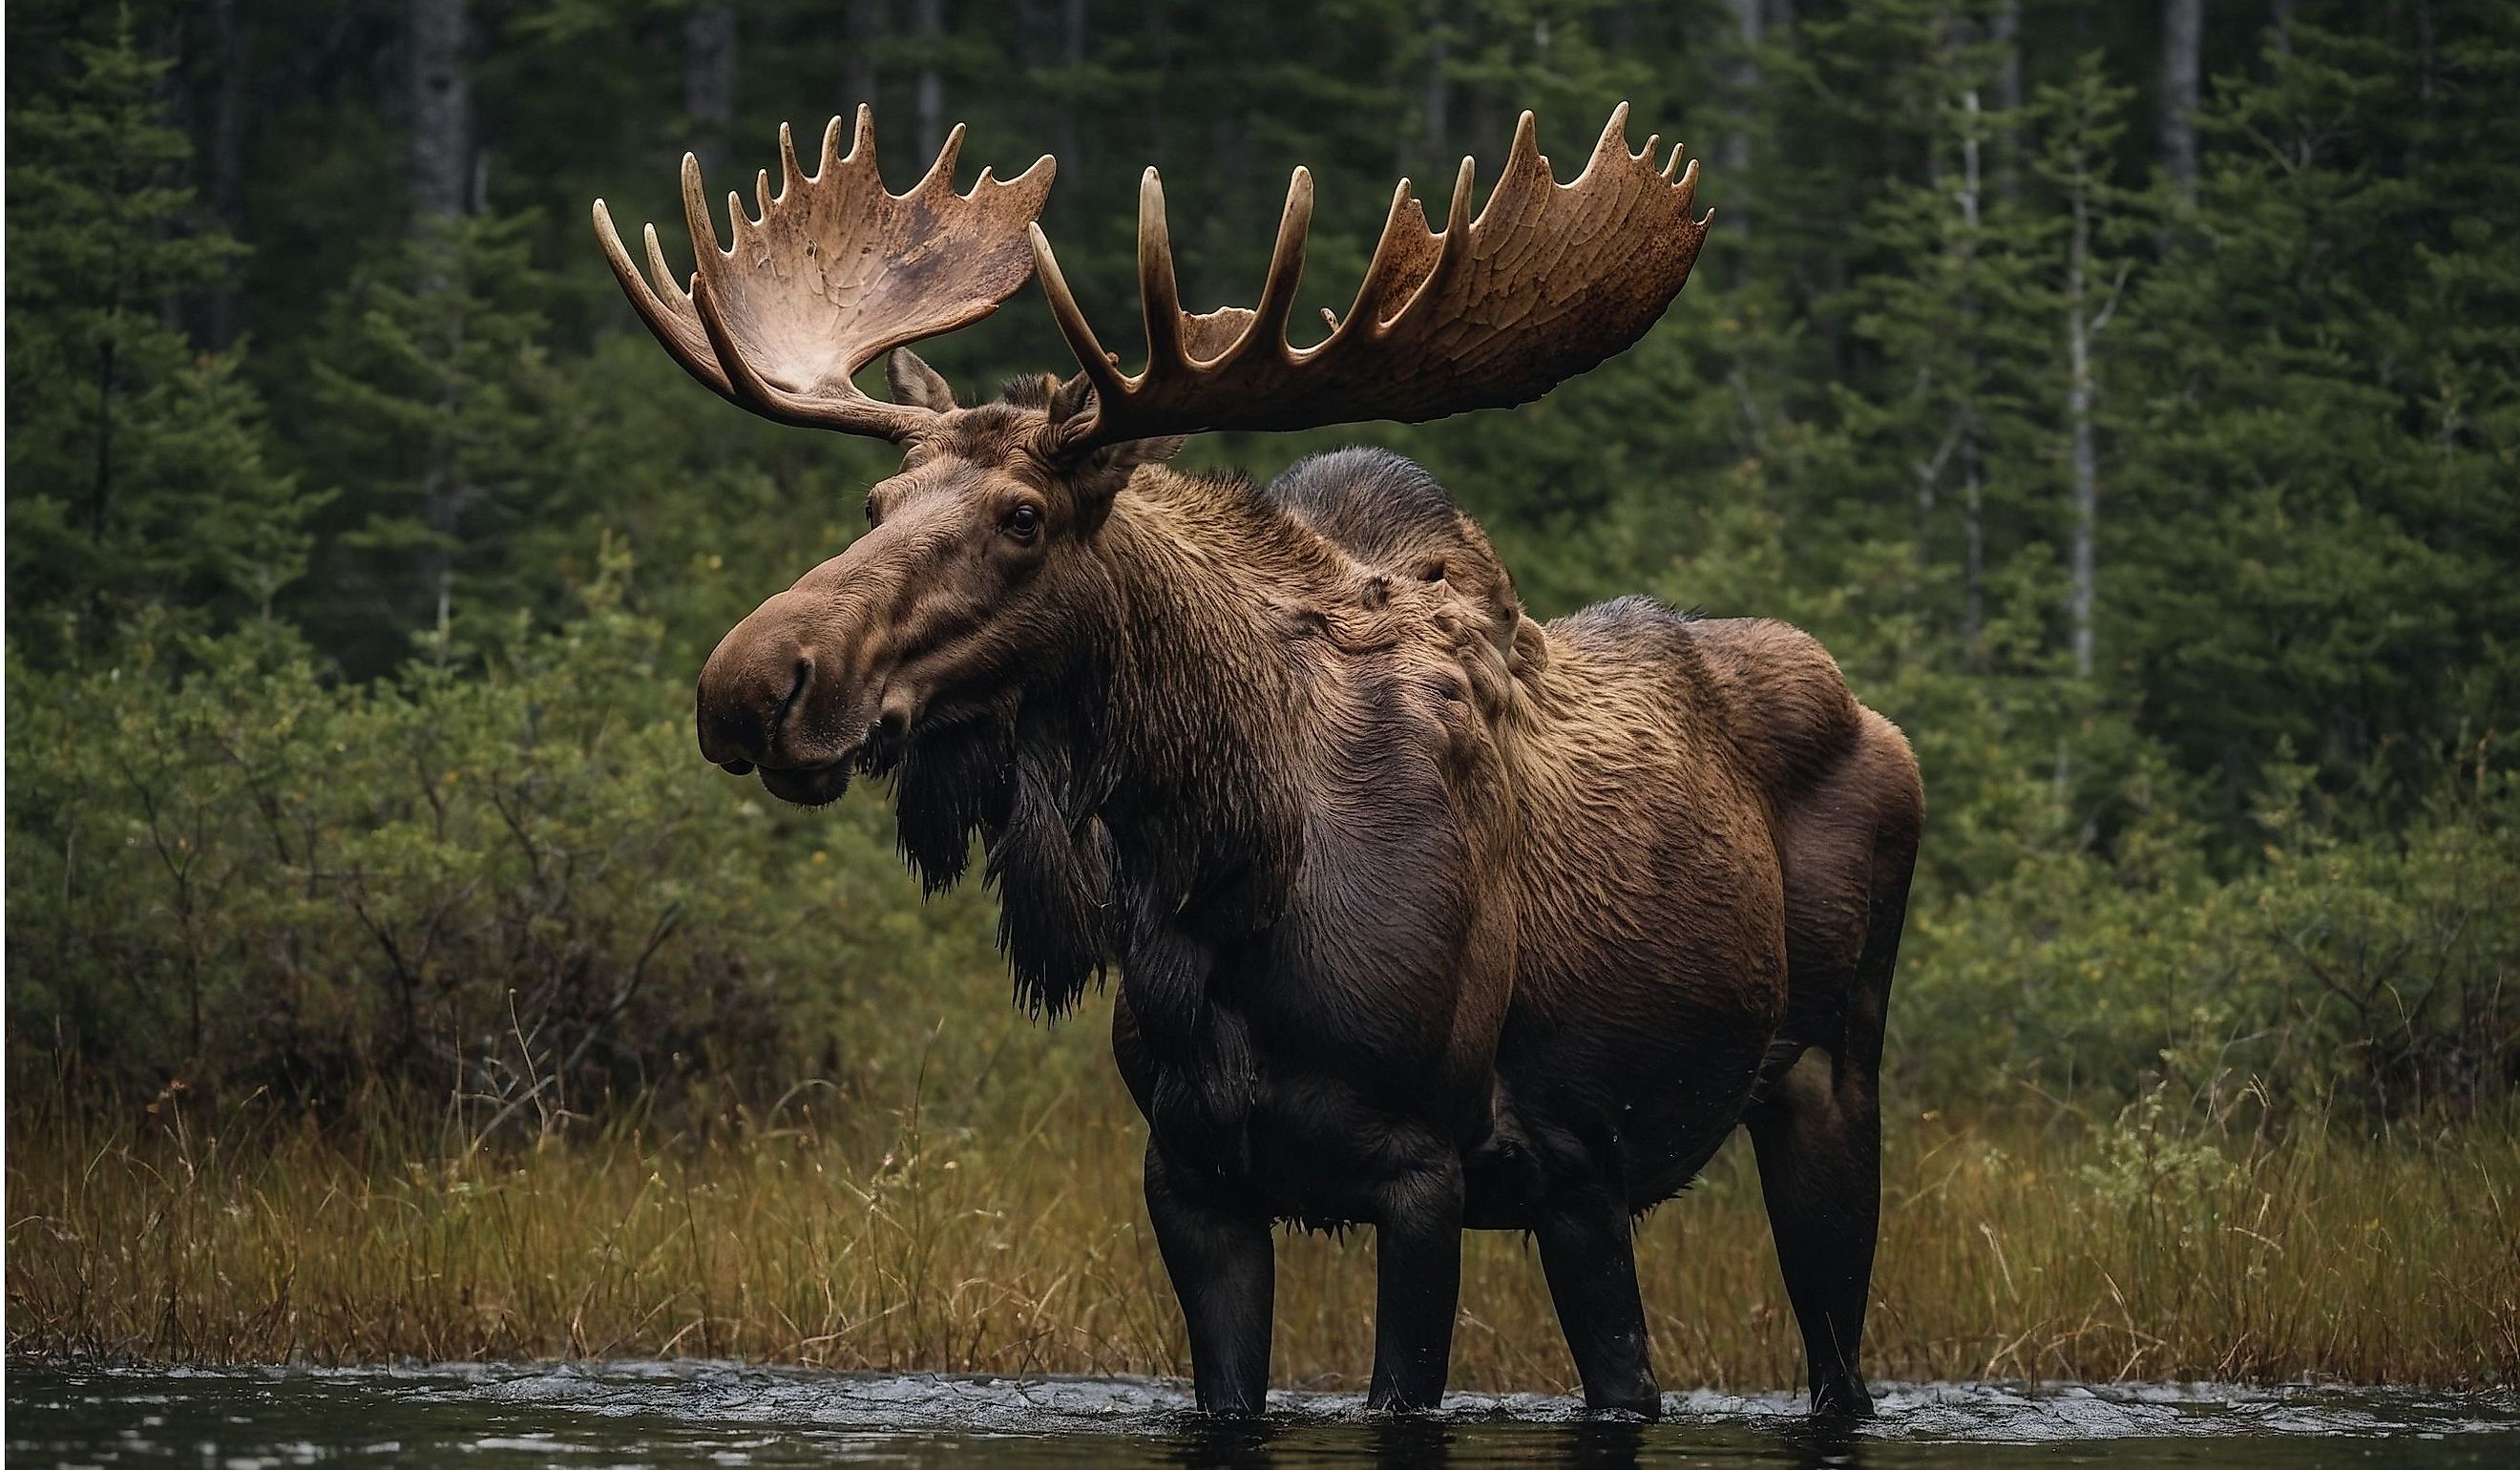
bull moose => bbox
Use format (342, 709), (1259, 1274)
(594, 104), (1922, 1418)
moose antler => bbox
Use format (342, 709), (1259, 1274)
(1029, 104), (1708, 453)
(592, 106), (1054, 441)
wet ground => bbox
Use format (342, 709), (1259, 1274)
(8, 1363), (2515, 1467)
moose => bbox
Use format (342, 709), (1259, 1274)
(595, 104), (1922, 1418)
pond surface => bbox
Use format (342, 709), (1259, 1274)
(9, 1363), (2516, 1468)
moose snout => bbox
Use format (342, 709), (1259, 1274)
(691, 534), (924, 799)
(695, 631), (814, 770)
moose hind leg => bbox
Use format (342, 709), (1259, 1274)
(1748, 1046), (1880, 1418)
(1145, 1144), (1275, 1416)
(1535, 1179), (1661, 1416)
(1366, 1160), (1465, 1412)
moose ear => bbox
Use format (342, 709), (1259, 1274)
(886, 347), (958, 412)
(1046, 372), (1183, 480)
(1045, 369), (1096, 431)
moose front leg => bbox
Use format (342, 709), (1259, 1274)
(1367, 1160), (1465, 1412)
(1144, 1144), (1275, 1416)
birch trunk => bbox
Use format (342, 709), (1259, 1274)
(409, 0), (471, 648)
(2067, 164), (2100, 681)
(1720, 0), (1761, 242)
(1959, 89), (1985, 657)
(683, 5), (736, 176)
(410, 0), (469, 221)
(914, 0), (945, 163)
(2159, 0), (2203, 202)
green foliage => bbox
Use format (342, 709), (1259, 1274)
(2107, 9), (2520, 827)
(4, 10), (305, 661)
(303, 212), (577, 673)
(4, 0), (2517, 1125)
(1900, 761), (2520, 1117)
(3, 567), (1010, 1113)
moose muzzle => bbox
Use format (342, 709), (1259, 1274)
(696, 562), (909, 808)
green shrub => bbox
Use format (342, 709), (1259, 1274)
(4, 572), (1012, 1117)
(1899, 765), (2520, 1119)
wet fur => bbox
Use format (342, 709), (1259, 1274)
(857, 413), (1922, 1417)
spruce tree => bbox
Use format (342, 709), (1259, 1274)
(4, 10), (306, 662)
(303, 211), (571, 671)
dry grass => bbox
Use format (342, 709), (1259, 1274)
(9, 1079), (2517, 1391)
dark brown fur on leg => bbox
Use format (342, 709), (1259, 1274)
(1366, 1161), (1466, 1412)
(1535, 1180), (1661, 1416)
(1145, 1144), (1276, 1417)
(1741, 707), (1922, 1418)
(1749, 1055), (1882, 1418)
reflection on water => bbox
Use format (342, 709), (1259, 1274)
(9, 1362), (2516, 1468)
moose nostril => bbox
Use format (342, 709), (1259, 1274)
(766, 657), (810, 751)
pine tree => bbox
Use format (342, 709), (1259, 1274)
(2110, 4), (2520, 825)
(303, 211), (571, 671)
(4, 10), (306, 662)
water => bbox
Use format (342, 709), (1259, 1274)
(10, 1363), (2516, 1468)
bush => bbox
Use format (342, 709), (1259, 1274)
(1899, 764), (2520, 1120)
(4, 571), (1010, 1117)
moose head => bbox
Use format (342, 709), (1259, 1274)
(593, 105), (1707, 811)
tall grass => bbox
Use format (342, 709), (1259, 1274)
(10, 1077), (2514, 1390)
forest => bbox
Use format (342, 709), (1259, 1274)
(6, 0), (2517, 1385)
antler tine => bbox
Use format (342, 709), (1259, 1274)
(592, 107), (1055, 442)
(914, 122), (968, 196)
(1036, 104), (1709, 452)
(592, 196), (734, 401)
(639, 222), (681, 304)
(1411, 155), (1479, 326)
(1586, 102), (1630, 175)
(776, 121), (804, 193)
(1030, 223), (1127, 397)
(843, 104), (875, 167)
(1138, 170), (1186, 374)
(1247, 167), (1315, 355)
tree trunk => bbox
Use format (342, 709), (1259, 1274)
(1420, 0), (1450, 178)
(846, 0), (884, 113)
(1959, 88), (1985, 659)
(1720, 0), (1760, 242)
(2066, 164), (2100, 681)
(914, 0), (945, 163)
(683, 4), (736, 176)
(1990, 0), (2022, 200)
(410, 0), (470, 220)
(2158, 0), (2203, 203)
(2270, 0), (2294, 56)
(410, 0), (471, 647)
(206, 0), (248, 348)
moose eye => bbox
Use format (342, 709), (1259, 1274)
(1002, 504), (1042, 542)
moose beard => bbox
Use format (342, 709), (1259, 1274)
(889, 696), (1118, 1019)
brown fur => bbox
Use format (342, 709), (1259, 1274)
(694, 378), (1923, 1418)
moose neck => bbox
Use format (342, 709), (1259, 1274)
(1080, 465), (1321, 922)
(892, 462), (1328, 1021)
